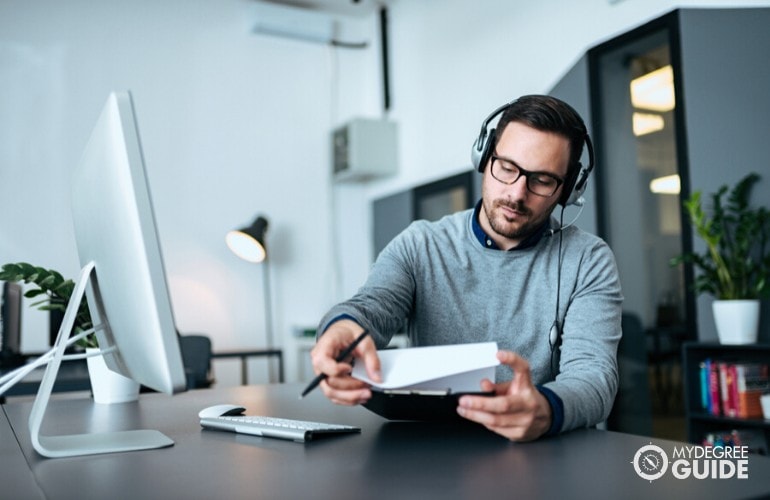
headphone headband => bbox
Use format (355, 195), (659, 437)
(470, 98), (595, 207)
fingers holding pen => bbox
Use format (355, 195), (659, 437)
(309, 320), (381, 405)
(322, 334), (380, 402)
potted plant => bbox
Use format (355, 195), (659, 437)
(0, 262), (139, 402)
(671, 172), (770, 344)
(0, 262), (96, 348)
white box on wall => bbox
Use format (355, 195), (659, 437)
(333, 118), (397, 182)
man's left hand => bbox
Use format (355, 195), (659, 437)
(457, 350), (552, 442)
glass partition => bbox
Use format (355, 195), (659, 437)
(590, 17), (693, 435)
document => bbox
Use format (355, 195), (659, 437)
(351, 342), (499, 394)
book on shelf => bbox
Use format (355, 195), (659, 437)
(735, 363), (769, 419)
(701, 428), (768, 455)
(698, 359), (769, 419)
(704, 359), (721, 416)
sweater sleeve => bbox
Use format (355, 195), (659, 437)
(317, 225), (417, 349)
(542, 238), (623, 433)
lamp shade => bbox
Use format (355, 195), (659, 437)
(226, 216), (268, 263)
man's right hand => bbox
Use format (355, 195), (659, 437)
(309, 319), (381, 406)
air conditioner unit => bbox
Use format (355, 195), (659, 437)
(332, 118), (397, 183)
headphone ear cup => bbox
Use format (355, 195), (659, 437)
(559, 163), (591, 207)
(471, 127), (495, 172)
(470, 135), (484, 171)
(561, 164), (587, 206)
(562, 132), (595, 206)
(562, 166), (590, 206)
(471, 101), (512, 172)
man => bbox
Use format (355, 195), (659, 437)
(311, 95), (623, 441)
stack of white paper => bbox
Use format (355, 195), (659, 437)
(351, 342), (499, 393)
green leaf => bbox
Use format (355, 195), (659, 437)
(0, 261), (94, 340)
(24, 289), (47, 298)
(672, 172), (770, 300)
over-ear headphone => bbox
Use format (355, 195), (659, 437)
(470, 101), (510, 173)
(470, 98), (595, 207)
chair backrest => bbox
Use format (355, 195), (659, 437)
(606, 311), (652, 435)
(178, 334), (214, 389)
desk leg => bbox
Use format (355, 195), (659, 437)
(240, 357), (248, 386)
(220, 352), (284, 385)
(265, 354), (284, 384)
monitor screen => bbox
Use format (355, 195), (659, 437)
(28, 91), (187, 458)
(70, 91), (186, 394)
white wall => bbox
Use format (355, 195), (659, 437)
(2, 0), (769, 383)
(0, 0), (377, 383)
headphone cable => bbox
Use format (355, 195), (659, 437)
(549, 206), (567, 380)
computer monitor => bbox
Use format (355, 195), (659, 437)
(29, 91), (187, 458)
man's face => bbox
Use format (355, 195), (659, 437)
(479, 122), (570, 250)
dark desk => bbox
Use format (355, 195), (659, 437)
(1, 348), (284, 400)
(0, 359), (90, 399)
(0, 405), (45, 499)
(3, 384), (770, 500)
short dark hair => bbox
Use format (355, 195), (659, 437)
(495, 95), (588, 181)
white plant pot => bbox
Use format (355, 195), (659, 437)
(712, 299), (760, 345)
(86, 348), (140, 404)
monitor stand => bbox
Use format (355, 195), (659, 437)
(28, 261), (174, 458)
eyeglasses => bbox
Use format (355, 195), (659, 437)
(489, 154), (564, 197)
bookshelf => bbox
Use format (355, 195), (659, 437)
(682, 342), (770, 453)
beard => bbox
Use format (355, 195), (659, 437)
(483, 198), (556, 242)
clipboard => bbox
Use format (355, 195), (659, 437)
(351, 342), (499, 421)
(363, 389), (494, 421)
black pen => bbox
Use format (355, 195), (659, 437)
(299, 330), (370, 399)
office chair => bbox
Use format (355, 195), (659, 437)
(178, 334), (215, 389)
(606, 311), (653, 435)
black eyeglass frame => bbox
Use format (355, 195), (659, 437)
(489, 153), (566, 198)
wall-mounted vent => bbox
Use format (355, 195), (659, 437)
(333, 118), (397, 183)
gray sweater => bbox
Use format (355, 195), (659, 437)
(319, 208), (623, 433)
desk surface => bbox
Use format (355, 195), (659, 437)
(3, 384), (770, 500)
(0, 405), (46, 499)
